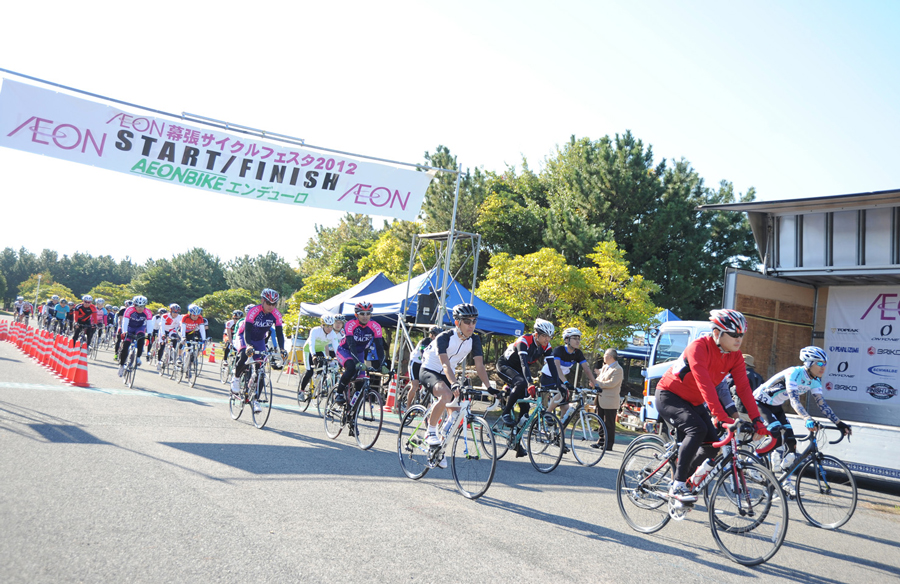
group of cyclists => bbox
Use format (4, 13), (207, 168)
(18, 289), (854, 497)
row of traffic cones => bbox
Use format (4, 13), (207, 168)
(1, 320), (90, 387)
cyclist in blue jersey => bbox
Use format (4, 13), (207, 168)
(230, 289), (287, 413)
(543, 327), (598, 422)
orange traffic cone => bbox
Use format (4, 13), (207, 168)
(382, 374), (398, 413)
(0, 320), (7, 342)
(208, 343), (216, 363)
(69, 342), (90, 387)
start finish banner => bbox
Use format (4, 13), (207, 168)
(0, 79), (433, 220)
(823, 285), (900, 406)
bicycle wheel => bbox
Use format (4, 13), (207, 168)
(90, 339), (99, 360)
(569, 411), (607, 467)
(323, 388), (344, 439)
(189, 353), (199, 388)
(252, 370), (273, 429)
(481, 408), (510, 460)
(315, 382), (330, 418)
(452, 415), (496, 500)
(616, 443), (672, 533)
(125, 351), (137, 389)
(353, 390), (384, 450)
(397, 405), (430, 480)
(219, 357), (230, 384)
(708, 462), (787, 566)
(624, 433), (666, 458)
(297, 375), (314, 412)
(230, 373), (247, 420)
(794, 455), (857, 530)
(527, 411), (564, 473)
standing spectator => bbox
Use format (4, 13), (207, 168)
(743, 354), (764, 391)
(594, 348), (623, 451)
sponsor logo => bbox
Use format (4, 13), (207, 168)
(828, 346), (859, 353)
(837, 361), (849, 373)
(868, 365), (899, 377)
(869, 347), (900, 357)
(881, 324), (893, 336)
(830, 328), (860, 335)
(861, 294), (900, 321)
(866, 383), (898, 400)
(828, 383), (857, 392)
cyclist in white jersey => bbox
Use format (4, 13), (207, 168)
(404, 325), (443, 413)
(754, 346), (851, 471)
(299, 313), (339, 398)
(419, 304), (494, 453)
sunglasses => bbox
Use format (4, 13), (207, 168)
(459, 318), (477, 325)
(723, 331), (744, 339)
(356, 311), (372, 316)
(813, 361), (826, 367)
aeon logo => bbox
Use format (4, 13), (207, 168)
(861, 294), (900, 321)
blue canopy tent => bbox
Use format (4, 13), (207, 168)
(335, 268), (524, 336)
(653, 309), (680, 324)
(298, 272), (394, 317)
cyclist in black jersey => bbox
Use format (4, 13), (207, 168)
(496, 319), (562, 429)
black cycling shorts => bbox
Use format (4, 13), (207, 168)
(419, 367), (450, 392)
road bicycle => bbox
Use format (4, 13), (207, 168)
(396, 379), (432, 419)
(157, 335), (179, 379)
(322, 367), (384, 450)
(616, 419), (786, 566)
(178, 340), (203, 387)
(229, 349), (277, 429)
(484, 387), (565, 473)
(297, 358), (338, 415)
(760, 425), (857, 530)
(88, 327), (101, 360)
(121, 333), (144, 389)
(219, 349), (236, 384)
(557, 386), (608, 467)
(397, 380), (497, 500)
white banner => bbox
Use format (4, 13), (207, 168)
(823, 285), (900, 407)
(0, 79), (433, 220)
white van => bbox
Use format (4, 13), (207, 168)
(640, 320), (712, 428)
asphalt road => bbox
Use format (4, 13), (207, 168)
(1, 316), (899, 583)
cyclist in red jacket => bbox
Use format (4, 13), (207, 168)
(655, 309), (769, 505)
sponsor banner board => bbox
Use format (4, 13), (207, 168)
(823, 286), (900, 407)
(0, 79), (433, 219)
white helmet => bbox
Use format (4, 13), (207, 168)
(51, 295), (59, 302)
(563, 327), (581, 340)
(800, 346), (827, 366)
(321, 314), (335, 326)
(188, 304), (202, 316)
(132, 295), (148, 307)
(534, 319), (555, 338)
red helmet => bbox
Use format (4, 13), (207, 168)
(709, 309), (747, 334)
(261, 288), (280, 304)
(354, 301), (373, 313)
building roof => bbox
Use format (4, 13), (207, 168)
(698, 188), (900, 214)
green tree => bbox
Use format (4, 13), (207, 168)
(475, 169), (547, 258)
(225, 252), (301, 299)
(356, 220), (433, 283)
(0, 272), (6, 305)
(86, 281), (135, 306)
(476, 245), (659, 356)
(131, 248), (228, 309)
(193, 288), (258, 324)
(281, 272), (353, 335)
(16, 274), (75, 303)
(299, 213), (379, 279)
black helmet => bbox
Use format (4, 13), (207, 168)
(452, 303), (478, 320)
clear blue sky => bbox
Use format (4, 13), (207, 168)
(1, 1), (898, 265)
